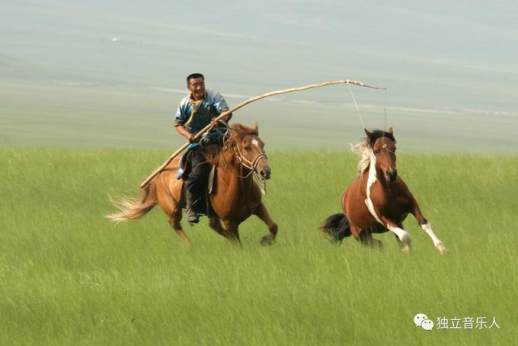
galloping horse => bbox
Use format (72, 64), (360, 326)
(108, 123), (278, 246)
(321, 128), (447, 254)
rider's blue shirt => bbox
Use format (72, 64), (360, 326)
(174, 89), (229, 133)
(174, 89), (230, 151)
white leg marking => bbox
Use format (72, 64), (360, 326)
(387, 225), (411, 253)
(421, 222), (447, 254)
(387, 225), (411, 244)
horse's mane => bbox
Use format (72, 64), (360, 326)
(351, 139), (371, 174)
(225, 123), (259, 146)
(350, 129), (396, 174)
(365, 129), (395, 146)
(204, 123), (259, 165)
(229, 123), (258, 136)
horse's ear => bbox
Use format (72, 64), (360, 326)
(364, 128), (373, 138)
(387, 127), (394, 135)
(253, 122), (259, 132)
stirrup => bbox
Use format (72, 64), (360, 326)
(186, 209), (200, 224)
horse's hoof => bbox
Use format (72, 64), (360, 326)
(399, 232), (411, 244)
(401, 245), (411, 254)
(436, 243), (447, 255)
(260, 235), (275, 246)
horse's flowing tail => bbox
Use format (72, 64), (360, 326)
(320, 213), (351, 242)
(106, 183), (157, 222)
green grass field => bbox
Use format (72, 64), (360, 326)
(1, 149), (516, 345)
(3, 2), (518, 344)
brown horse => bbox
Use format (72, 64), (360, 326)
(108, 123), (278, 246)
(321, 128), (447, 254)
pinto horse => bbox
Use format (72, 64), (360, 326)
(321, 128), (447, 254)
(108, 123), (278, 246)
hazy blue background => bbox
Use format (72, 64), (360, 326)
(1, 1), (517, 152)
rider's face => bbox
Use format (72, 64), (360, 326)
(188, 77), (206, 100)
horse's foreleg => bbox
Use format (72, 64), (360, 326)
(222, 220), (242, 246)
(381, 217), (412, 253)
(410, 203), (447, 254)
(209, 216), (233, 240)
(156, 177), (191, 246)
(253, 203), (278, 246)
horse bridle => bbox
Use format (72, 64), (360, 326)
(232, 138), (267, 177)
(219, 126), (267, 178)
(373, 146), (396, 155)
(371, 136), (396, 155)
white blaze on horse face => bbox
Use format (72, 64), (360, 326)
(421, 222), (447, 253)
(251, 139), (260, 148)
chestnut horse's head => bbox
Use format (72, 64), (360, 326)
(365, 128), (397, 183)
(226, 123), (271, 179)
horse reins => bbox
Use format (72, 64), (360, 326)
(232, 143), (266, 177)
(220, 127), (267, 178)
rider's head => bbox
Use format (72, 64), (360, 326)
(186, 73), (205, 101)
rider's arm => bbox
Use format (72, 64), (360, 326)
(174, 99), (195, 142)
(213, 91), (232, 122)
(210, 110), (232, 127)
(175, 125), (194, 142)
(220, 110), (232, 122)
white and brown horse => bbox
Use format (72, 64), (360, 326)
(321, 128), (447, 254)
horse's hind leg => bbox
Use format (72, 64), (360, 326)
(169, 209), (192, 247)
(155, 178), (191, 246)
(253, 202), (278, 246)
(358, 230), (383, 249)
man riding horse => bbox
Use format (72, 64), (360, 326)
(174, 73), (232, 224)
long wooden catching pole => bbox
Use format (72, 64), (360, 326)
(140, 79), (385, 188)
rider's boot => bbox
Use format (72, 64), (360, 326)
(185, 190), (200, 224)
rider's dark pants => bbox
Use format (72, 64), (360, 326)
(185, 148), (211, 212)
